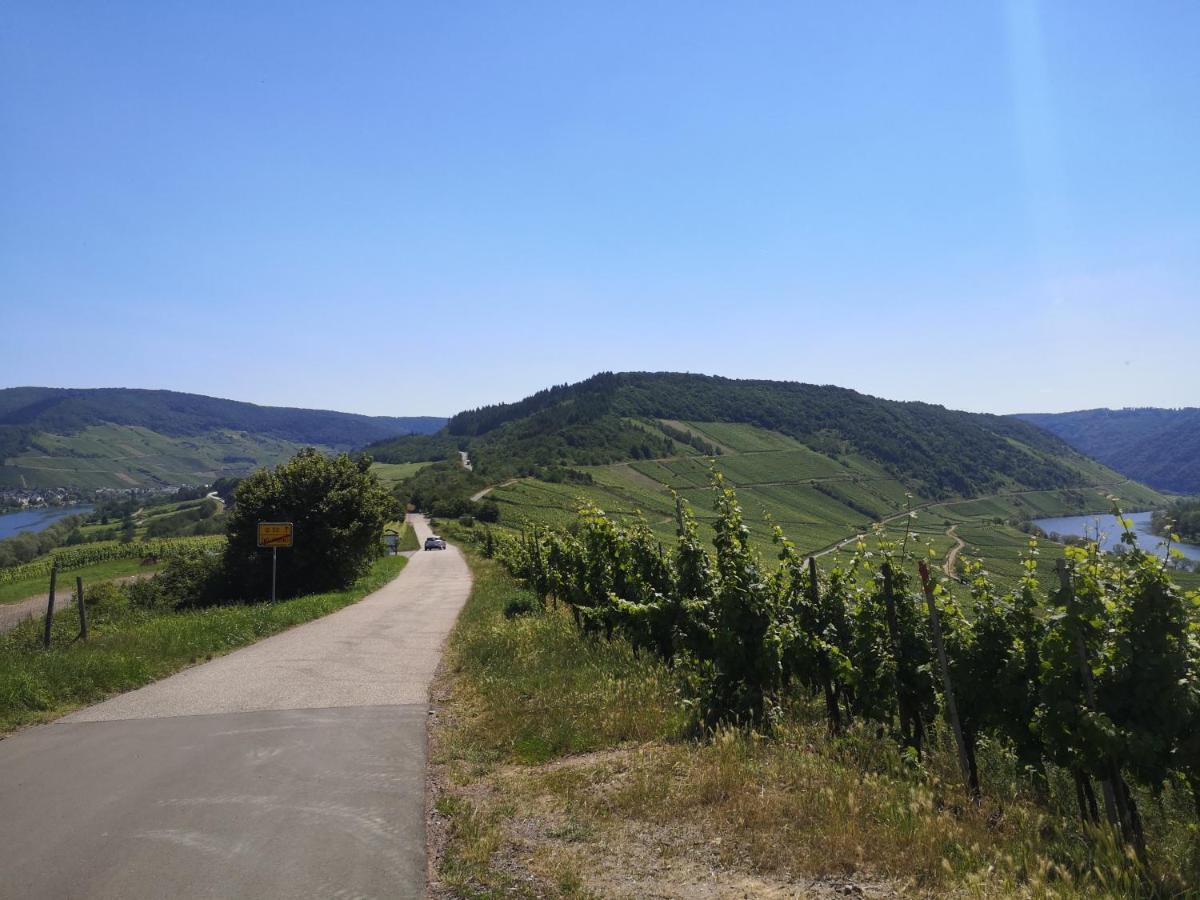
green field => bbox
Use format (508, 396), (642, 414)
(369, 461), (433, 488)
(76, 496), (226, 540)
(476, 421), (1172, 592)
(0, 424), (313, 490)
(0, 558), (159, 606)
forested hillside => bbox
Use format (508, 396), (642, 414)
(0, 387), (445, 490)
(374, 372), (1113, 499)
(0, 387), (443, 447)
(1017, 407), (1200, 494)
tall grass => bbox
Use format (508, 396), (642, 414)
(443, 556), (684, 765)
(398, 521), (421, 552)
(0, 554), (407, 735)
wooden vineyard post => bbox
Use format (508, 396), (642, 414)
(76, 576), (88, 640)
(918, 560), (977, 797)
(43, 565), (57, 650)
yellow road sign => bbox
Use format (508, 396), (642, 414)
(257, 522), (294, 548)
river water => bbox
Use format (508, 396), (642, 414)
(1032, 510), (1200, 564)
(0, 505), (95, 540)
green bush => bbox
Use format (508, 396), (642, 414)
(223, 449), (397, 599)
(81, 580), (124, 609)
(157, 549), (226, 608)
(126, 577), (170, 610)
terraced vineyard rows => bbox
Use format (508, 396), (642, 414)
(477, 420), (1171, 592)
(0, 536), (225, 585)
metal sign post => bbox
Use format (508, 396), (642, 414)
(257, 522), (294, 601)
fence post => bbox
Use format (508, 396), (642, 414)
(918, 560), (977, 797)
(43, 565), (57, 649)
(76, 576), (87, 640)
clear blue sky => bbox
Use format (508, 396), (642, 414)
(2, 2), (1197, 417)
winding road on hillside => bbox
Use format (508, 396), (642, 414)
(943, 524), (966, 579)
(0, 515), (471, 899)
(470, 478), (519, 502)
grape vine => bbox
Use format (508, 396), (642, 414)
(491, 478), (1200, 862)
(0, 535), (225, 586)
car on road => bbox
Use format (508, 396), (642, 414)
(424, 535), (447, 551)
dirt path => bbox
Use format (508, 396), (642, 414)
(943, 524), (966, 579)
(470, 478), (519, 502)
(0, 573), (154, 634)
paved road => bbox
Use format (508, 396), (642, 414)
(0, 515), (471, 899)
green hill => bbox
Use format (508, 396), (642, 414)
(1017, 407), (1200, 494)
(375, 372), (1120, 497)
(370, 373), (1178, 590)
(0, 387), (446, 491)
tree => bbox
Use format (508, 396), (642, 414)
(223, 449), (397, 599)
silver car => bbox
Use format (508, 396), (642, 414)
(424, 535), (447, 550)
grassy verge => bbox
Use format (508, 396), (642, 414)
(372, 461), (433, 488)
(0, 558), (158, 606)
(0, 554), (407, 735)
(384, 520), (422, 553)
(399, 521), (421, 552)
(430, 553), (681, 898)
(430, 550), (1194, 899)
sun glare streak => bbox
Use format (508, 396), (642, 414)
(1004, 0), (1072, 276)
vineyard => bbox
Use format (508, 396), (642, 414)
(488, 474), (1200, 877)
(0, 536), (225, 586)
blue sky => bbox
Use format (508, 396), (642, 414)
(2, 2), (1197, 417)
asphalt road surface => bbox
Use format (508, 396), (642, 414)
(0, 515), (470, 899)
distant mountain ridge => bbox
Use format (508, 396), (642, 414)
(0, 387), (446, 491)
(0, 387), (444, 445)
(373, 371), (1118, 499)
(1016, 407), (1200, 494)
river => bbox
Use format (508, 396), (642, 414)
(0, 505), (95, 540)
(1032, 510), (1200, 564)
